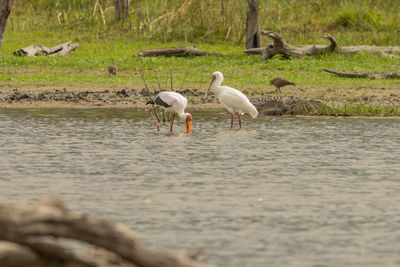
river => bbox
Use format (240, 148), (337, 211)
(0, 109), (399, 266)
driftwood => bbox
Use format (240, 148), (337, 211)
(323, 68), (400, 79)
(0, 196), (211, 267)
(13, 41), (79, 56)
(247, 30), (337, 60)
(246, 30), (400, 59)
(137, 46), (221, 57)
(338, 45), (400, 55)
(245, 0), (260, 49)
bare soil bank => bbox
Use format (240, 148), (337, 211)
(0, 85), (398, 116)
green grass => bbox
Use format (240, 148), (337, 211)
(1, 30), (399, 93)
(305, 101), (400, 116)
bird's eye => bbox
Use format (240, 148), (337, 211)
(212, 75), (216, 80)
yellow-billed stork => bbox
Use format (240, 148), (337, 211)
(204, 71), (258, 129)
(147, 91), (192, 134)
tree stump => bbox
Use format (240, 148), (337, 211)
(0, 0), (15, 52)
(245, 0), (260, 49)
(115, 0), (130, 21)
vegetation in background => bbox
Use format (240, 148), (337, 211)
(0, 0), (399, 116)
(8, 0), (400, 45)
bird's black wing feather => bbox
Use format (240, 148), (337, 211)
(155, 96), (172, 107)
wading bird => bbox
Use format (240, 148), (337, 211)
(270, 77), (295, 92)
(204, 71), (258, 129)
(147, 91), (192, 134)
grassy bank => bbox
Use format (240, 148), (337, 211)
(1, 30), (399, 100)
(0, 1), (399, 115)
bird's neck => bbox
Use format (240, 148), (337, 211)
(211, 79), (224, 96)
(178, 112), (187, 119)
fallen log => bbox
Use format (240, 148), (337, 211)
(251, 30), (337, 60)
(322, 68), (400, 79)
(137, 46), (221, 57)
(245, 31), (400, 59)
(0, 196), (211, 267)
(338, 45), (400, 55)
(13, 41), (79, 56)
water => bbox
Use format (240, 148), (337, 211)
(1, 109), (400, 267)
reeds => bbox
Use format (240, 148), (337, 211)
(11, 0), (400, 45)
(305, 101), (400, 116)
(140, 68), (181, 123)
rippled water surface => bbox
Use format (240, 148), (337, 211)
(1, 109), (400, 266)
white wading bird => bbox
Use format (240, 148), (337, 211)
(204, 71), (258, 129)
(147, 91), (192, 134)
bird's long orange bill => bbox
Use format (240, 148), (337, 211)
(204, 79), (214, 101)
(186, 120), (192, 134)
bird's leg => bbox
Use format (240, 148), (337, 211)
(230, 113), (234, 129)
(237, 113), (242, 129)
(170, 112), (176, 132)
(149, 106), (160, 131)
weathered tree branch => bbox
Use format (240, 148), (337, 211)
(245, 30), (400, 59)
(0, 197), (211, 267)
(137, 46), (222, 57)
(322, 68), (400, 79)
(251, 30), (337, 60)
(338, 45), (400, 55)
(13, 41), (79, 56)
(0, 241), (46, 267)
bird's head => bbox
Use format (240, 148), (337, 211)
(204, 71), (224, 101)
(212, 71), (223, 81)
(185, 113), (192, 134)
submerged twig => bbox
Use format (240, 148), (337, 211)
(140, 69), (161, 122)
(170, 68), (173, 90)
(179, 70), (189, 90)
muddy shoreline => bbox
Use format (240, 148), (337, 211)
(0, 86), (397, 116)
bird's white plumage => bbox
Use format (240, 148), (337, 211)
(207, 71), (258, 119)
(156, 91), (188, 118)
(149, 91), (192, 133)
(219, 86), (258, 118)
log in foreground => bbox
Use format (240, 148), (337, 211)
(323, 68), (400, 79)
(245, 30), (400, 59)
(13, 41), (79, 56)
(137, 46), (222, 57)
(0, 196), (211, 267)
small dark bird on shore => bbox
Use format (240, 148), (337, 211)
(270, 77), (295, 92)
(107, 64), (117, 75)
